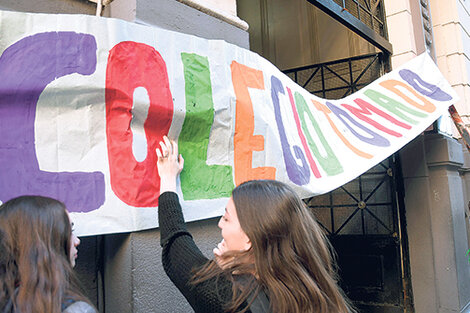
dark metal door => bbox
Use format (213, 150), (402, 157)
(284, 53), (413, 313)
(305, 157), (413, 313)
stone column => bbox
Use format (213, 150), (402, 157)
(425, 133), (470, 313)
(400, 134), (439, 313)
(401, 133), (470, 313)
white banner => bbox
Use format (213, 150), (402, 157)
(0, 10), (458, 236)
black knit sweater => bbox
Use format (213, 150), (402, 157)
(158, 192), (253, 313)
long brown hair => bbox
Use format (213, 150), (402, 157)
(193, 180), (354, 313)
(0, 195), (88, 313)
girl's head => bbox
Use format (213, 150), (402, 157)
(0, 195), (79, 266)
(0, 195), (82, 313)
(219, 180), (331, 268)
(214, 180), (352, 313)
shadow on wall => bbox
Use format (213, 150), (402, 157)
(75, 217), (222, 313)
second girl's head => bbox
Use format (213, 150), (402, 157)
(218, 180), (332, 270)
(0, 195), (79, 267)
(0, 195), (83, 313)
(215, 180), (350, 313)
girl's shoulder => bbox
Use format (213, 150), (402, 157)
(62, 301), (97, 313)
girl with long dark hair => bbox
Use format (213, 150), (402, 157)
(0, 196), (96, 313)
(157, 136), (354, 313)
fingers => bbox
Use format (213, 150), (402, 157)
(213, 239), (226, 257)
(158, 135), (173, 159)
(163, 136), (172, 156)
(213, 247), (222, 258)
(159, 136), (178, 157)
(157, 136), (182, 161)
(156, 147), (163, 159)
(159, 141), (169, 158)
(157, 135), (183, 167)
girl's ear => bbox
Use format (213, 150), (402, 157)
(244, 237), (252, 251)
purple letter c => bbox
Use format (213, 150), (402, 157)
(0, 32), (105, 212)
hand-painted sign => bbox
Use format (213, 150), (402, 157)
(0, 10), (457, 236)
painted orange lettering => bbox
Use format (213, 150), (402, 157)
(231, 61), (276, 185)
(380, 79), (435, 113)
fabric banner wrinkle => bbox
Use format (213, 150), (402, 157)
(0, 10), (458, 235)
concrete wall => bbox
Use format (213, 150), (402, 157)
(74, 236), (101, 309)
(102, 218), (221, 313)
(384, 0), (426, 68)
(196, 0), (237, 16)
(74, 217), (223, 313)
(103, 0), (248, 48)
(429, 0), (470, 126)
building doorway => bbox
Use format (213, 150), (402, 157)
(237, 0), (413, 311)
(306, 156), (412, 313)
(284, 53), (413, 312)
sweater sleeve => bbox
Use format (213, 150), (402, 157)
(158, 192), (235, 313)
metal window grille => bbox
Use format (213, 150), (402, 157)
(283, 53), (395, 236)
(305, 159), (398, 236)
(284, 53), (385, 100)
(331, 0), (388, 38)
